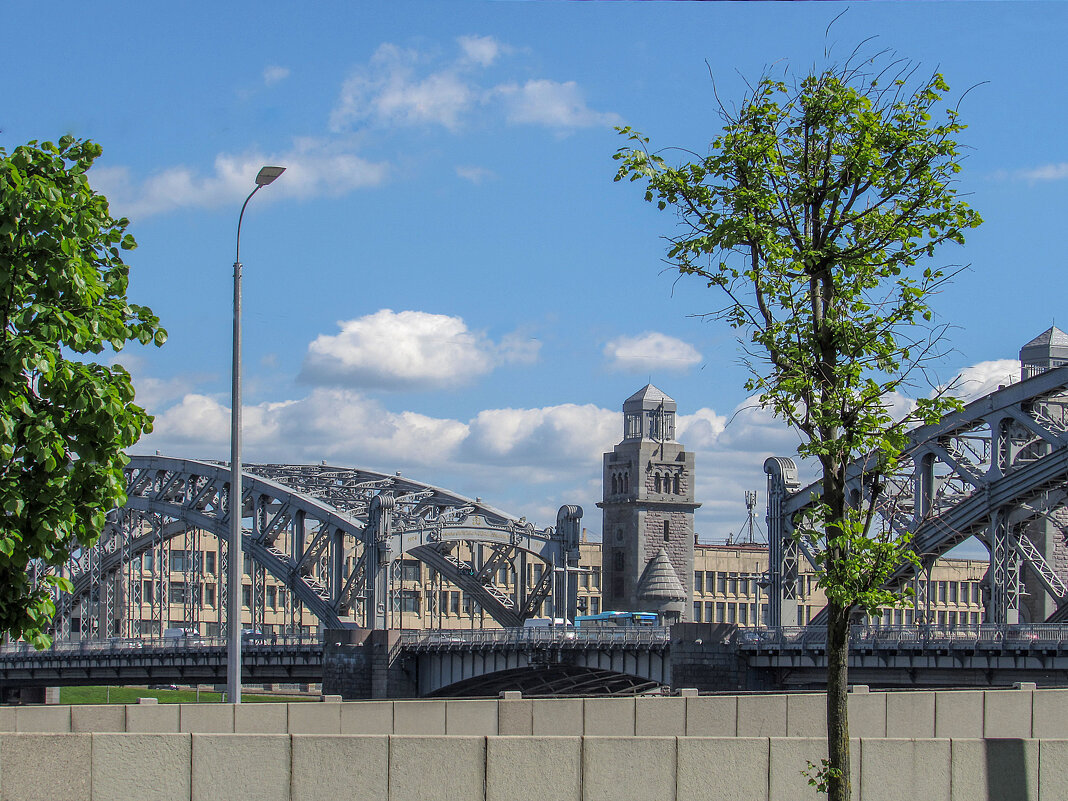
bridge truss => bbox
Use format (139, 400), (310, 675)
(766, 364), (1068, 628)
(51, 456), (582, 641)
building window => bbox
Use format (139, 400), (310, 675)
(625, 413), (642, 439)
(716, 573), (727, 594)
(168, 582), (187, 605)
(242, 585), (252, 607)
(695, 571), (704, 594)
(673, 474), (681, 494)
(401, 590), (420, 614)
(171, 550), (190, 573)
(205, 585), (216, 607)
(401, 559), (421, 583)
(611, 474), (618, 494)
(592, 568), (601, 589)
(693, 602), (702, 621)
(616, 527), (623, 542)
(591, 597), (601, 614)
(205, 551), (216, 575)
(663, 520), (670, 543)
(655, 474), (662, 493)
(613, 550), (624, 571)
(266, 586), (277, 609)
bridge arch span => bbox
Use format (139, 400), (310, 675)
(55, 456), (580, 639)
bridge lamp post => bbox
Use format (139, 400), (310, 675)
(229, 165), (285, 704)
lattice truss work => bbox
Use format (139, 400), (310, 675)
(46, 456), (582, 640)
(765, 365), (1068, 627)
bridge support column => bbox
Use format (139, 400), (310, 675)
(367, 496), (396, 630)
(990, 510), (1022, 625)
(557, 505), (583, 622)
(765, 458), (800, 627)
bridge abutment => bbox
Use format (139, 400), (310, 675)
(322, 629), (415, 699)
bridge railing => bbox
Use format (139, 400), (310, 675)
(399, 626), (671, 649)
(0, 634), (323, 656)
(734, 623), (1068, 650)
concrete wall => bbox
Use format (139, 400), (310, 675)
(7, 686), (1068, 737)
(5, 688), (1068, 799)
(0, 732), (1061, 800)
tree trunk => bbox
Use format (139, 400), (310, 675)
(826, 601), (851, 801)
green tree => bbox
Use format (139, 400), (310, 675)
(614, 55), (980, 800)
(0, 136), (165, 647)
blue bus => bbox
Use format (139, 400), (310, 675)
(574, 611), (658, 628)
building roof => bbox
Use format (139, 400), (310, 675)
(1020, 326), (1068, 364)
(623, 384), (676, 413)
(636, 548), (687, 601)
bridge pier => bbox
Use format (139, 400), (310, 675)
(322, 629), (415, 700)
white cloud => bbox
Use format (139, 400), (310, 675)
(937, 359), (1020, 404)
(141, 389), (468, 468)
(495, 79), (622, 129)
(299, 309), (539, 390)
(457, 35), (503, 67)
(330, 43), (476, 132)
(330, 39), (619, 134)
(463, 403), (618, 466)
(1016, 163), (1068, 182)
(603, 332), (702, 373)
(455, 165), (497, 184)
(263, 65), (290, 86)
(93, 138), (388, 218)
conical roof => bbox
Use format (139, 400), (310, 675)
(1020, 326), (1068, 365)
(623, 384), (676, 413)
(636, 548), (687, 602)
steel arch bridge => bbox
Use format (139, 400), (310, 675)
(765, 364), (1068, 628)
(52, 456), (582, 641)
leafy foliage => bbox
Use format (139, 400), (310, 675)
(0, 136), (165, 647)
(615, 53), (981, 800)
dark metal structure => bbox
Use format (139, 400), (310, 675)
(52, 457), (582, 640)
(765, 364), (1068, 628)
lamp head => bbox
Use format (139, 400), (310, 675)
(255, 166), (286, 186)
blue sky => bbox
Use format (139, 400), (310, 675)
(4, 2), (1066, 549)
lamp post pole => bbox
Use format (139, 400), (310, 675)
(228, 166), (285, 704)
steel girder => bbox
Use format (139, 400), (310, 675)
(50, 456), (581, 638)
(765, 365), (1068, 627)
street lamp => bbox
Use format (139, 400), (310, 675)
(228, 165), (285, 704)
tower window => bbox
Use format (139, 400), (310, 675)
(623, 473), (629, 493)
(611, 474), (618, 494)
(673, 474), (680, 494)
(654, 474), (662, 493)
(613, 550), (624, 570)
(663, 520), (670, 542)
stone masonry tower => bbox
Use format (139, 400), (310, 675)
(1019, 326), (1068, 622)
(597, 385), (699, 623)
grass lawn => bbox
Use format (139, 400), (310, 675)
(60, 686), (316, 704)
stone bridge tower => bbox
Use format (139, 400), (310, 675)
(1019, 326), (1068, 622)
(597, 385), (699, 623)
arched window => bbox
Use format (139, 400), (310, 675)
(611, 474), (618, 495)
(654, 474), (662, 493)
(623, 473), (629, 493)
(673, 474), (680, 495)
